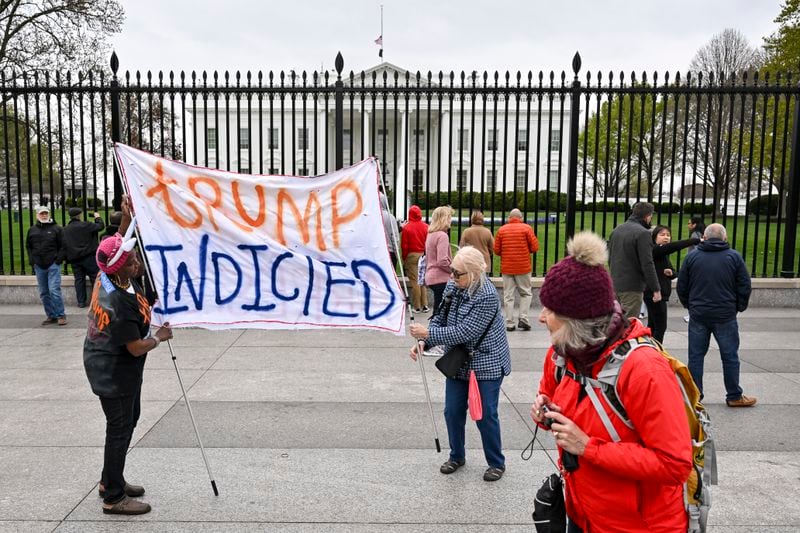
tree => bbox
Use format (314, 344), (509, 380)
(686, 29), (764, 215)
(0, 0), (124, 77)
(578, 78), (676, 201)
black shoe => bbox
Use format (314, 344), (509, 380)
(506, 325), (516, 332)
(77, 303), (87, 308)
(440, 459), (465, 474)
(517, 322), (531, 331)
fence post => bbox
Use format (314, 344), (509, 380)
(110, 51), (122, 210)
(781, 91), (800, 277)
(565, 52), (582, 243)
(334, 52), (344, 170)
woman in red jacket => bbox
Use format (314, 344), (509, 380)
(531, 231), (692, 533)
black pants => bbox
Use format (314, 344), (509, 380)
(99, 387), (141, 504)
(71, 254), (99, 307)
(567, 520), (584, 533)
(429, 283), (447, 318)
(644, 296), (668, 343)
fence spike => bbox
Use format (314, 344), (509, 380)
(572, 52), (582, 75)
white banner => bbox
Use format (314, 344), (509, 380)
(115, 144), (405, 334)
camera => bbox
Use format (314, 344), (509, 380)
(542, 404), (579, 472)
(541, 404), (554, 429)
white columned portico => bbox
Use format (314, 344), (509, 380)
(395, 110), (407, 215)
(439, 111), (450, 193)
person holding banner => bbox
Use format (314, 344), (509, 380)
(83, 226), (174, 515)
(409, 246), (510, 482)
(424, 205), (455, 315)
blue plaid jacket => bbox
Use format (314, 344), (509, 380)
(427, 278), (511, 380)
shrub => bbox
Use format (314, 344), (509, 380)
(655, 201), (681, 214)
(746, 195), (779, 216)
(683, 202), (714, 215)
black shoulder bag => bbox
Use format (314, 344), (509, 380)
(434, 294), (499, 379)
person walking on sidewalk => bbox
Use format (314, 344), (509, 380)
(63, 207), (105, 308)
(409, 246), (510, 482)
(83, 231), (174, 515)
(643, 225), (700, 343)
(401, 205), (429, 312)
(677, 223), (755, 407)
(532, 231), (692, 532)
(608, 201), (662, 320)
(459, 210), (494, 274)
(493, 208), (539, 331)
(425, 205), (454, 315)
(26, 205), (67, 326)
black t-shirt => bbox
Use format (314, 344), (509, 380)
(83, 274), (151, 397)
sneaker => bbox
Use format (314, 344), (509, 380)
(517, 322), (531, 331)
(98, 481), (145, 498)
(414, 308), (422, 313)
(726, 395), (757, 407)
(423, 345), (445, 357)
(102, 495), (151, 515)
(41, 317), (58, 326)
(421, 306), (430, 313)
(57, 316), (67, 326)
(506, 325), (516, 332)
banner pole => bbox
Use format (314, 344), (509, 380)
(377, 160), (440, 453)
(113, 148), (220, 496)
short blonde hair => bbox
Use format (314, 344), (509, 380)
(453, 245), (487, 291)
(428, 205), (454, 233)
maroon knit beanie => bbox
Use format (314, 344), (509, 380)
(539, 231), (616, 319)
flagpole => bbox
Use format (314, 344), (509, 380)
(380, 5), (384, 63)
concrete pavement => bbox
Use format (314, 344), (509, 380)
(0, 303), (799, 532)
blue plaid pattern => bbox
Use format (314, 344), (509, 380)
(427, 278), (511, 380)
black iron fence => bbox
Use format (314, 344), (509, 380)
(1, 52), (799, 277)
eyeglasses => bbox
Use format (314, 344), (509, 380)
(450, 267), (467, 279)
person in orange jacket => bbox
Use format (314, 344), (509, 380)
(531, 232), (692, 533)
(493, 208), (538, 331)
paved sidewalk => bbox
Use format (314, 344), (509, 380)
(0, 303), (799, 532)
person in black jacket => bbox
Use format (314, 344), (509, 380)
(643, 225), (699, 343)
(26, 205), (67, 325)
(677, 223), (755, 407)
(64, 207), (105, 308)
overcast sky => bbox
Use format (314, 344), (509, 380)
(112, 0), (781, 79)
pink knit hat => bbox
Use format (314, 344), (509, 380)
(539, 232), (616, 319)
(96, 232), (137, 275)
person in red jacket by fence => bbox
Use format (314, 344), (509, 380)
(531, 231), (692, 533)
(493, 209), (539, 331)
(401, 205), (429, 312)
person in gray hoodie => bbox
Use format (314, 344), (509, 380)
(607, 202), (661, 321)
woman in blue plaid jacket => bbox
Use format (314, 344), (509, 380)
(410, 246), (511, 482)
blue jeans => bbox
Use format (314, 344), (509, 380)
(34, 263), (65, 318)
(688, 316), (743, 402)
(99, 388), (142, 504)
(444, 376), (505, 469)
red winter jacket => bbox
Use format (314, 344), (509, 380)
(400, 205), (428, 260)
(537, 320), (692, 533)
(493, 218), (538, 275)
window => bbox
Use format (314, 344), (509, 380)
(456, 170), (468, 192)
(239, 166), (250, 174)
(516, 170), (527, 192)
(517, 129), (528, 151)
(239, 129), (250, 150)
(268, 128), (279, 149)
(457, 129), (469, 151)
(268, 167), (279, 175)
(550, 129), (561, 152)
(298, 128), (309, 150)
(487, 129), (498, 151)
(412, 169), (424, 193)
(206, 128), (217, 150)
(376, 128), (388, 150)
(486, 170), (497, 192)
(343, 129), (352, 151)
(549, 169), (559, 190)
(299, 167), (309, 176)
(413, 129), (425, 152)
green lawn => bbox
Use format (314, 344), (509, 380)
(2, 208), (798, 277)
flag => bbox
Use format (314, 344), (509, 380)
(374, 35), (382, 46)
(378, 48), (383, 58)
